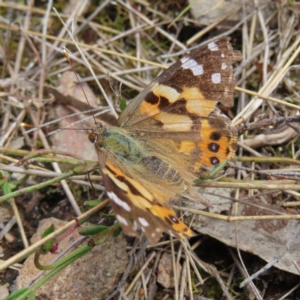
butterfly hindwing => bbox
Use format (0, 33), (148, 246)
(100, 156), (195, 245)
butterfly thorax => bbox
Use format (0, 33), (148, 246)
(90, 124), (144, 163)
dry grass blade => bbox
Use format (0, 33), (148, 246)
(125, 251), (156, 297)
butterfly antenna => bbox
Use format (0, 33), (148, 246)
(63, 48), (97, 124)
(53, 7), (118, 119)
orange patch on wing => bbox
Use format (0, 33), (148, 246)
(192, 119), (237, 168)
(150, 205), (195, 238)
(185, 99), (216, 117)
(155, 113), (193, 131)
(139, 101), (161, 116)
(180, 87), (206, 101)
(178, 141), (196, 155)
(138, 84), (181, 116)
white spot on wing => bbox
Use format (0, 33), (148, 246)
(221, 53), (225, 58)
(221, 62), (227, 70)
(208, 42), (219, 51)
(181, 59), (197, 69)
(107, 191), (131, 212)
(181, 58), (204, 76)
(212, 73), (221, 84)
(191, 64), (204, 75)
(116, 215), (129, 226)
(138, 217), (149, 227)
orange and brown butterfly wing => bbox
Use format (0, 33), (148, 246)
(118, 37), (242, 171)
(99, 153), (195, 246)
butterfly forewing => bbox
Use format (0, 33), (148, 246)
(117, 37), (242, 127)
(117, 37), (241, 171)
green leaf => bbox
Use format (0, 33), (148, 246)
(5, 287), (33, 300)
(80, 225), (108, 236)
(112, 226), (122, 237)
(3, 182), (11, 195)
(84, 200), (102, 208)
(119, 98), (127, 111)
(42, 225), (55, 238)
(40, 225), (55, 254)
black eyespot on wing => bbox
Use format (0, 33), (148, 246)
(210, 131), (222, 141)
(208, 143), (220, 153)
(169, 215), (179, 224)
(210, 157), (220, 165)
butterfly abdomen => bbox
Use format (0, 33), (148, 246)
(140, 156), (184, 186)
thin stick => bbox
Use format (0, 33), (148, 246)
(171, 236), (179, 300)
(124, 251), (156, 296)
(10, 198), (29, 248)
(173, 206), (300, 222)
(0, 200), (109, 271)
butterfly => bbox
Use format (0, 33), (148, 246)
(88, 37), (242, 246)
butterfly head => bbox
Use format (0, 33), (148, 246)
(88, 122), (106, 146)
